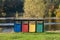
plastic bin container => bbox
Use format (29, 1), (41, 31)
(14, 21), (22, 32)
(36, 21), (44, 32)
(29, 21), (36, 32)
(22, 21), (28, 32)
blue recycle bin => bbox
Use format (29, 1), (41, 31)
(14, 22), (22, 32)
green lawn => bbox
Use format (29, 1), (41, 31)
(0, 32), (60, 40)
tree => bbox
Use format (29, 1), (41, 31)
(23, 0), (46, 18)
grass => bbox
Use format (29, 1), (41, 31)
(0, 32), (60, 40)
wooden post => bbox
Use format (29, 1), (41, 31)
(16, 11), (18, 18)
(48, 9), (51, 31)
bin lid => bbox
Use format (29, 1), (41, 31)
(37, 21), (43, 23)
(29, 21), (35, 23)
(15, 21), (21, 24)
(22, 21), (28, 24)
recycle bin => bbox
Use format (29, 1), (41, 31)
(29, 21), (36, 32)
(22, 21), (28, 32)
(36, 21), (44, 32)
(14, 21), (22, 32)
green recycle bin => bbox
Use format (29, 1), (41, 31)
(36, 21), (44, 32)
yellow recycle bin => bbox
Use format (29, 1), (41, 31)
(29, 21), (36, 32)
